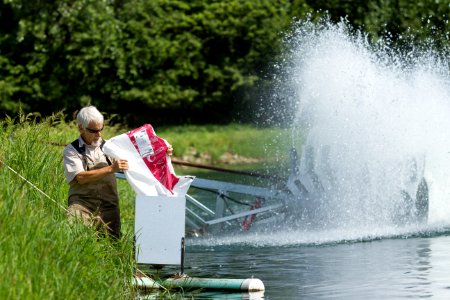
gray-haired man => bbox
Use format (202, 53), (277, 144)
(63, 105), (128, 238)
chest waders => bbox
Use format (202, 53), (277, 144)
(68, 139), (121, 238)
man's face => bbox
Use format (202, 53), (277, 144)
(79, 121), (103, 145)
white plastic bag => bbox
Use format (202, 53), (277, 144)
(103, 124), (193, 196)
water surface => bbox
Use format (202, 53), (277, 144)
(184, 232), (450, 299)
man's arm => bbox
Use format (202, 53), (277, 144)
(75, 159), (128, 185)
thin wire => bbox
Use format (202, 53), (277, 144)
(0, 159), (67, 211)
(191, 185), (252, 207)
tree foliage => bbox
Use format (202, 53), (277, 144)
(0, 0), (447, 125)
(307, 0), (449, 47)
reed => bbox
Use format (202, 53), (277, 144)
(0, 114), (136, 299)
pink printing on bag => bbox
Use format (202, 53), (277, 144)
(127, 124), (179, 193)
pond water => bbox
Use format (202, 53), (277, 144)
(183, 229), (450, 299)
(138, 223), (450, 299)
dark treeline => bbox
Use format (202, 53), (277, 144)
(0, 0), (448, 126)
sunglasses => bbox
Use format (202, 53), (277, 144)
(85, 127), (104, 134)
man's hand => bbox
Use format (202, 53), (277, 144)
(167, 145), (173, 156)
(113, 159), (129, 172)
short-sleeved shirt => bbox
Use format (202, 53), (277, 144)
(63, 137), (110, 183)
(63, 137), (119, 210)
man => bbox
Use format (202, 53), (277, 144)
(63, 106), (128, 238)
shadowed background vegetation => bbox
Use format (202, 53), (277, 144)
(0, 0), (448, 126)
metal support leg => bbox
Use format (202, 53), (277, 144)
(180, 237), (185, 275)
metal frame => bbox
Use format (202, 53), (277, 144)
(185, 178), (289, 232)
(116, 173), (290, 232)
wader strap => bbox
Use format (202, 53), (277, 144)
(100, 140), (112, 166)
(71, 139), (85, 155)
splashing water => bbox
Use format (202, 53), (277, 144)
(189, 20), (450, 248)
(288, 20), (450, 231)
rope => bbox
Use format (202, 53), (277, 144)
(171, 158), (285, 181)
(221, 197), (243, 226)
(0, 159), (67, 211)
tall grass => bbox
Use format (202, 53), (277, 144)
(0, 114), (135, 299)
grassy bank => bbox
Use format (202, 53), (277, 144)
(0, 113), (302, 298)
(0, 114), (136, 299)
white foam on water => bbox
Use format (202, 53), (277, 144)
(188, 222), (450, 248)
